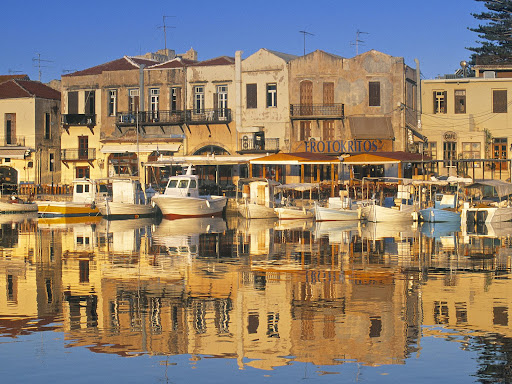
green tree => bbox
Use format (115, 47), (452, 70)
(467, 0), (512, 64)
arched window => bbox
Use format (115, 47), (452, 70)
(193, 146), (230, 155)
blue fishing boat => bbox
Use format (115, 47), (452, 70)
(419, 193), (461, 223)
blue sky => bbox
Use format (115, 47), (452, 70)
(1, 0), (485, 83)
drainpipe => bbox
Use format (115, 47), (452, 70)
(235, 51), (243, 149)
(414, 59), (422, 133)
(139, 64), (145, 112)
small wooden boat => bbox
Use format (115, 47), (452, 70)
(314, 203), (360, 221)
(419, 194), (460, 223)
(275, 206), (314, 220)
(236, 178), (280, 219)
(0, 196), (37, 213)
(360, 201), (415, 223)
(97, 179), (157, 219)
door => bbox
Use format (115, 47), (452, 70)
(493, 138), (508, 170)
(78, 136), (89, 160)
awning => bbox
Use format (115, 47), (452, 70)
(341, 153), (400, 165)
(100, 143), (181, 154)
(348, 116), (394, 140)
(466, 180), (512, 198)
(0, 147), (29, 159)
(408, 125), (428, 143)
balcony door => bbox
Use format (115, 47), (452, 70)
(78, 136), (88, 160)
(493, 138), (508, 170)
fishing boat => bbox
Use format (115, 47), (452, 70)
(418, 193), (461, 223)
(97, 179), (157, 219)
(273, 183), (318, 220)
(359, 182), (416, 223)
(36, 179), (108, 217)
(151, 166), (227, 219)
(236, 178), (281, 219)
(0, 194), (37, 213)
(461, 180), (512, 224)
(314, 203), (360, 221)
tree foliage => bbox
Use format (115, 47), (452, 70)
(467, 0), (512, 64)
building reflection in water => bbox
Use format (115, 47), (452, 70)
(0, 213), (511, 379)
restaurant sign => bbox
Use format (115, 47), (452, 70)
(296, 139), (392, 154)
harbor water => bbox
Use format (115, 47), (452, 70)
(0, 213), (511, 383)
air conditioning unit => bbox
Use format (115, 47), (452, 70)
(483, 71), (496, 78)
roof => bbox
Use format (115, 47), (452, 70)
(190, 56), (235, 67)
(63, 56), (159, 77)
(266, 49), (299, 63)
(150, 58), (197, 69)
(466, 179), (512, 198)
(342, 152), (429, 165)
(0, 79), (60, 100)
(0, 74), (29, 83)
(250, 152), (338, 165)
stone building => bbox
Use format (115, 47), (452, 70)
(0, 78), (61, 188)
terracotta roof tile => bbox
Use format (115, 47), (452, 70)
(191, 56), (235, 67)
(0, 74), (30, 83)
(63, 57), (158, 77)
(0, 79), (60, 100)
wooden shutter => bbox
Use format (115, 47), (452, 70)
(493, 90), (507, 113)
(246, 84), (257, 108)
(68, 91), (78, 114)
(433, 91), (437, 113)
(85, 90), (95, 114)
(300, 81), (313, 115)
(443, 91), (447, 113)
(213, 93), (218, 110)
(369, 81), (380, 106)
(323, 82), (334, 106)
(176, 88), (181, 111)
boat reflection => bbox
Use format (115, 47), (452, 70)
(0, 212), (512, 377)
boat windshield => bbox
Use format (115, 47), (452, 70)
(168, 179), (178, 188)
(178, 180), (189, 188)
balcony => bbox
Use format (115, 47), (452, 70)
(61, 148), (96, 162)
(4, 136), (25, 146)
(62, 114), (96, 127)
(116, 108), (232, 127)
(289, 104), (345, 120)
(116, 110), (185, 126)
(238, 137), (280, 154)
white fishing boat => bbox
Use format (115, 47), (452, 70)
(418, 193), (461, 223)
(151, 166), (227, 219)
(275, 206), (314, 220)
(314, 203), (360, 221)
(97, 179), (157, 219)
(360, 183), (416, 223)
(36, 179), (108, 217)
(236, 178), (280, 219)
(273, 182), (318, 220)
(462, 180), (512, 224)
(0, 194), (37, 213)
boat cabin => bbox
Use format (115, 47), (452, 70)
(163, 167), (200, 198)
(111, 179), (145, 204)
(72, 179), (109, 204)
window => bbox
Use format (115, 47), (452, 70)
(443, 141), (457, 167)
(108, 89), (117, 116)
(5, 113), (15, 145)
(454, 90), (466, 114)
(44, 112), (51, 139)
(150, 88), (160, 121)
(128, 89), (139, 113)
(493, 89), (507, 113)
(217, 85), (228, 117)
(68, 91), (78, 114)
(462, 142), (481, 167)
(423, 141), (437, 160)
(194, 86), (204, 114)
(85, 90), (95, 115)
(75, 166), (90, 179)
(369, 81), (381, 106)
(49, 153), (54, 172)
(266, 83), (277, 107)
(434, 91), (447, 113)
(171, 87), (181, 112)
(78, 136), (88, 160)
(323, 121), (334, 140)
(246, 84), (257, 108)
(299, 121), (311, 141)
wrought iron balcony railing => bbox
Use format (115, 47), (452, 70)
(239, 137), (279, 152)
(4, 136), (25, 146)
(61, 148), (96, 161)
(116, 109), (232, 126)
(289, 104), (345, 118)
(62, 114), (96, 126)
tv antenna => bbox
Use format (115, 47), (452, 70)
(351, 30), (368, 56)
(299, 29), (314, 56)
(32, 53), (53, 82)
(8, 69), (23, 74)
(158, 16), (176, 52)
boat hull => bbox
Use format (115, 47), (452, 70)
(419, 207), (461, 223)
(152, 195), (227, 219)
(0, 200), (38, 213)
(98, 201), (157, 219)
(36, 201), (100, 217)
(361, 204), (415, 223)
(314, 205), (359, 221)
(238, 202), (277, 219)
(275, 206), (313, 220)
(464, 206), (512, 224)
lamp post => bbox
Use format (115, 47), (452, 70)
(50, 156), (54, 193)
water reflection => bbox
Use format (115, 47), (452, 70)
(0, 214), (511, 380)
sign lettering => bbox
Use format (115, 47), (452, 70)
(302, 139), (386, 153)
